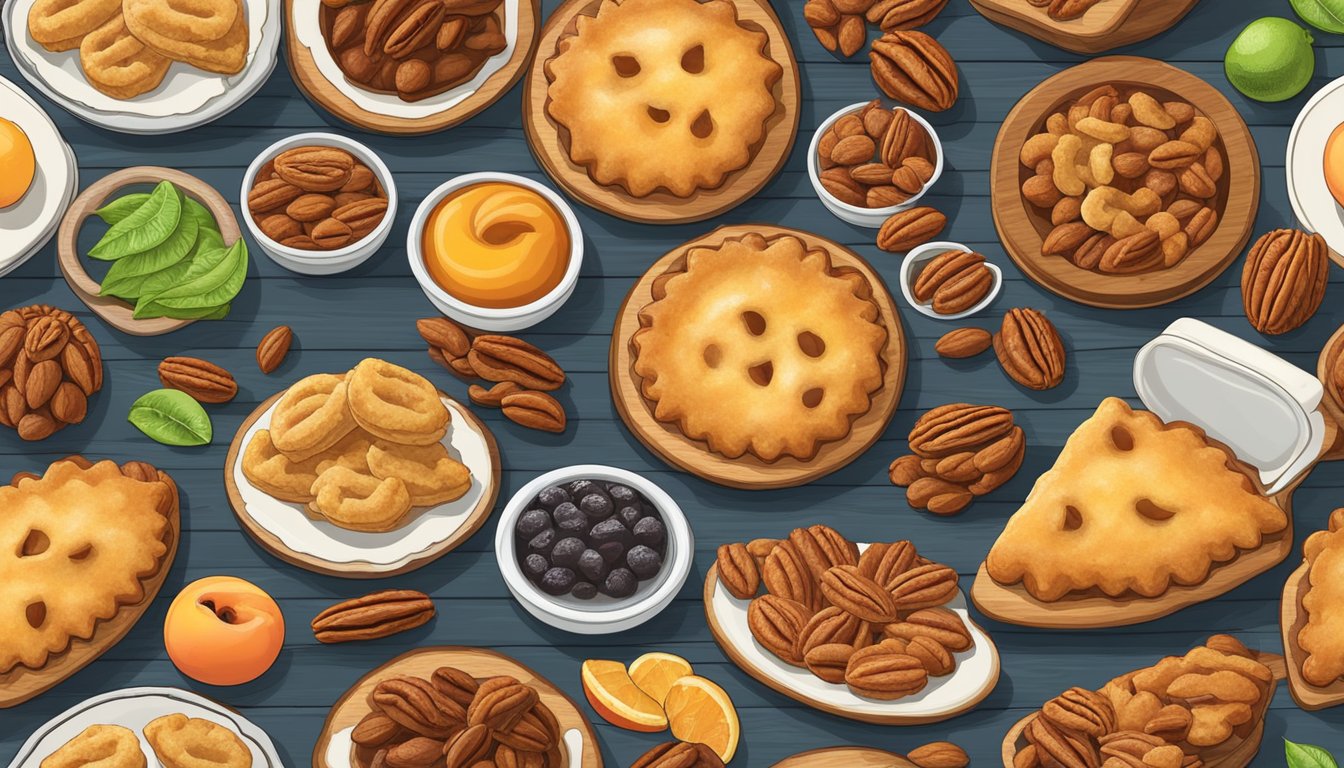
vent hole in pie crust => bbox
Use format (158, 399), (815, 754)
(1110, 425), (1134, 451)
(749, 361), (774, 387)
(681, 44), (705, 74)
(802, 388), (825, 408)
(797, 331), (826, 358)
(1135, 498), (1176, 522)
(742, 311), (767, 336)
(690, 110), (715, 139)
(647, 106), (671, 124)
(1063, 505), (1083, 531)
(19, 529), (49, 557)
(703, 344), (722, 368)
(26, 601), (45, 629)
(612, 54), (641, 78)
(67, 543), (93, 561)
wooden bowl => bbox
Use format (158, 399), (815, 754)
(285, 0), (540, 134)
(57, 166), (240, 336)
(990, 56), (1258, 309)
(1281, 557), (1344, 710)
(522, 0), (800, 224)
(312, 647), (601, 768)
(1316, 324), (1344, 461)
(969, 0), (1199, 55)
(772, 748), (916, 768)
(609, 225), (906, 489)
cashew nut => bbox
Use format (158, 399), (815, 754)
(1052, 134), (1087, 197)
(1129, 92), (1176, 130)
(1075, 116), (1131, 144)
(1081, 186), (1162, 234)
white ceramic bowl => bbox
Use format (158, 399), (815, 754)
(809, 101), (944, 228)
(239, 132), (397, 276)
(495, 465), (692, 635)
(900, 241), (1003, 321)
(408, 172), (583, 332)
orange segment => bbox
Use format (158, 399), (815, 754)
(629, 651), (694, 706)
(664, 675), (740, 763)
(580, 659), (668, 732)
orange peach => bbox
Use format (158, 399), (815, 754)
(164, 576), (284, 686)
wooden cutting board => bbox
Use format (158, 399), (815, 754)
(1281, 555), (1344, 710)
(969, 0), (1199, 54)
(772, 747), (916, 767)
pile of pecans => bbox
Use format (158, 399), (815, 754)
(817, 100), (938, 209)
(803, 0), (949, 58)
(247, 146), (389, 252)
(0, 305), (103, 441)
(889, 403), (1026, 515)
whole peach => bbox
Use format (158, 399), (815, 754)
(164, 576), (285, 686)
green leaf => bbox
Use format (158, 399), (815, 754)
(89, 181), (182, 261)
(127, 389), (212, 446)
(145, 238), (248, 311)
(1287, 740), (1339, 768)
(98, 203), (202, 299)
(136, 225), (223, 300)
(94, 193), (151, 225)
(133, 300), (234, 320)
(1293, 0), (1344, 33)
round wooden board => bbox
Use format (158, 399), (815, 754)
(703, 563), (999, 724)
(969, 0), (1198, 54)
(772, 747), (915, 768)
(0, 457), (180, 708)
(56, 166), (242, 336)
(989, 56), (1258, 309)
(223, 389), (501, 578)
(521, 0), (800, 224)
(1001, 651), (1282, 768)
(312, 647), (601, 768)
(1316, 324), (1344, 460)
(608, 225), (907, 489)
(1281, 561), (1344, 710)
(285, 0), (539, 134)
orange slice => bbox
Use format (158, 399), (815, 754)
(629, 651), (694, 706)
(664, 675), (740, 763)
(580, 659), (668, 732)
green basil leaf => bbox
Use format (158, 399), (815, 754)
(98, 204), (202, 299)
(201, 302), (231, 320)
(89, 181), (182, 261)
(1293, 0), (1344, 33)
(133, 300), (234, 320)
(94, 193), (151, 225)
(127, 389), (212, 446)
(147, 238), (248, 310)
(136, 225), (224, 300)
(1287, 741), (1339, 768)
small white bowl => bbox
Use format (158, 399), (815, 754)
(809, 101), (944, 228)
(495, 465), (693, 635)
(239, 132), (397, 276)
(900, 241), (1003, 321)
(408, 172), (583, 332)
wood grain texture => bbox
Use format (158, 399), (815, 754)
(608, 225), (906, 489)
(990, 57), (1259, 309)
(311, 646), (601, 768)
(771, 747), (916, 768)
(56, 167), (242, 336)
(284, 0), (541, 134)
(968, 0), (1199, 54)
(521, 0), (800, 224)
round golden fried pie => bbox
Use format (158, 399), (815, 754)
(39, 724), (146, 768)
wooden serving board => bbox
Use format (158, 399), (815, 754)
(223, 389), (501, 578)
(1281, 559), (1344, 710)
(521, 0), (800, 224)
(312, 647), (601, 768)
(608, 225), (907, 489)
(1315, 324), (1344, 461)
(56, 167), (241, 336)
(989, 57), (1258, 309)
(772, 747), (916, 767)
(0, 457), (181, 708)
(1000, 649), (1284, 768)
(285, 0), (539, 134)
(969, 0), (1199, 54)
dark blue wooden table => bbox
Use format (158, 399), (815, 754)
(3, 0), (1343, 764)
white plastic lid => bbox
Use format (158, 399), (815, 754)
(1133, 318), (1325, 494)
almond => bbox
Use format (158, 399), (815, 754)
(286, 193), (337, 222)
(907, 742), (970, 768)
(257, 326), (294, 373)
(877, 206), (946, 252)
(934, 327), (991, 358)
(831, 134), (877, 166)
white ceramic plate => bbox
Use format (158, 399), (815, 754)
(230, 395), (496, 571)
(6, 687), (283, 768)
(707, 543), (999, 721)
(3, 0), (279, 133)
(1288, 75), (1344, 257)
(292, 0), (518, 120)
(0, 75), (76, 273)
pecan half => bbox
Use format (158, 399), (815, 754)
(887, 563), (958, 610)
(869, 31), (958, 112)
(158, 356), (238, 404)
(994, 308), (1065, 390)
(311, 589), (435, 642)
(371, 677), (464, 738)
(881, 606), (971, 651)
(256, 325), (294, 373)
(384, 0), (444, 58)
(273, 147), (355, 192)
(1241, 229), (1328, 335)
(467, 336), (564, 391)
(716, 542), (760, 600)
(500, 390), (567, 433)
(747, 595), (812, 666)
(876, 206), (946, 252)
(417, 316), (471, 358)
(821, 565), (897, 623)
(908, 403), (1014, 458)
(844, 641), (928, 699)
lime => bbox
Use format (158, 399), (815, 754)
(1292, 0), (1344, 34)
(1225, 17), (1316, 102)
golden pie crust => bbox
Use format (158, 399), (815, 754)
(545, 0), (782, 197)
(1299, 508), (1344, 687)
(986, 397), (1286, 601)
(631, 232), (887, 462)
(0, 457), (175, 674)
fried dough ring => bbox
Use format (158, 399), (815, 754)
(40, 724), (146, 768)
(241, 429), (323, 503)
(122, 0), (247, 74)
(270, 373), (358, 462)
(347, 358), (449, 446)
(123, 0), (237, 43)
(366, 440), (471, 506)
(308, 466), (412, 533)
(28, 0), (122, 50)
(143, 714), (252, 768)
(78, 11), (171, 99)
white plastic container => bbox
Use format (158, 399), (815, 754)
(1134, 318), (1327, 495)
(899, 241), (1002, 320)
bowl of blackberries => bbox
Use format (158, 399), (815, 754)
(495, 465), (693, 634)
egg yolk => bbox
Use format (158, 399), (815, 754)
(0, 118), (35, 209)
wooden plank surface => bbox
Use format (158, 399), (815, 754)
(3, 0), (1344, 765)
